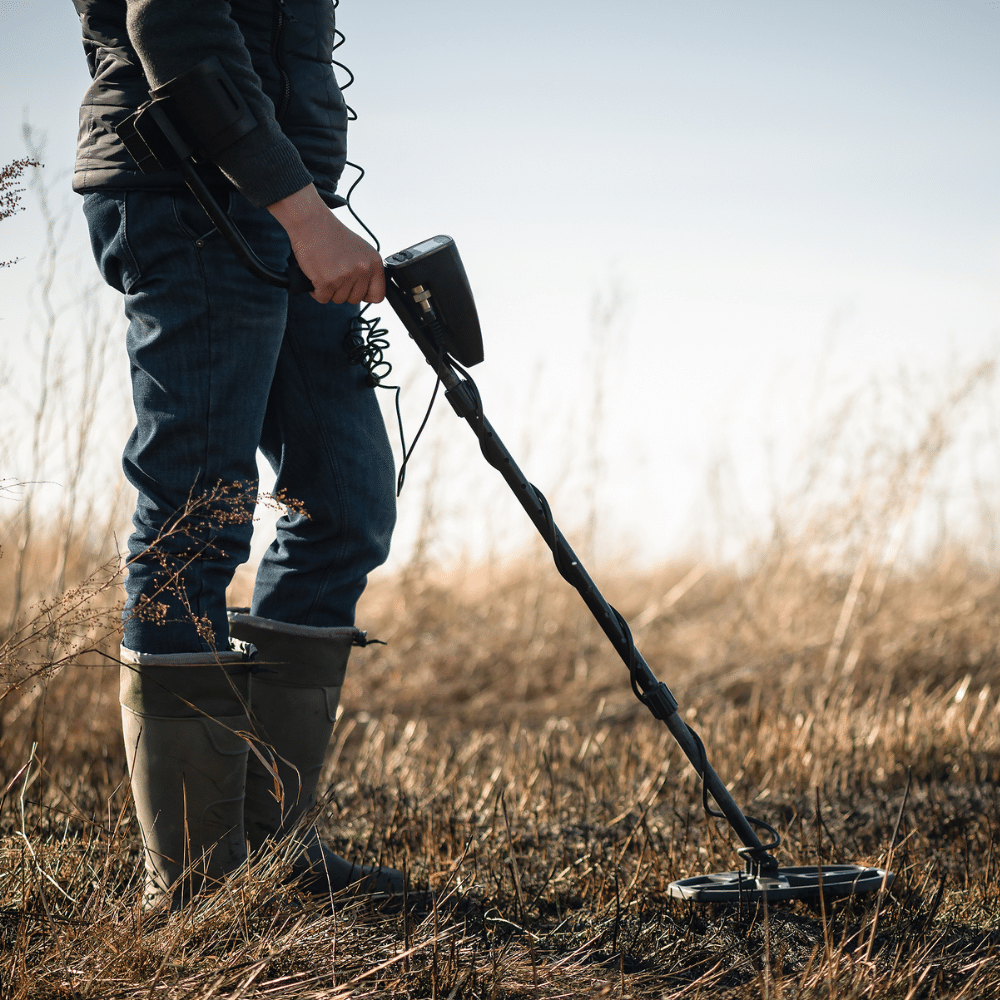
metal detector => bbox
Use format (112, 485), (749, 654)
(381, 237), (892, 904)
(115, 61), (892, 904)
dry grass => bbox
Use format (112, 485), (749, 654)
(5, 143), (1000, 996)
(2, 532), (999, 998)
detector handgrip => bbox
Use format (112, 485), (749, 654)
(285, 254), (314, 296)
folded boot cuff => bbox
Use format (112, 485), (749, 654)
(227, 612), (365, 645)
(120, 647), (247, 667)
(120, 646), (252, 719)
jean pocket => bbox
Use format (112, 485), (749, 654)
(172, 189), (233, 247)
(88, 191), (142, 294)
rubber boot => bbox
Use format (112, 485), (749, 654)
(228, 612), (404, 899)
(120, 647), (252, 912)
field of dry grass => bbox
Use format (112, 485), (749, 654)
(1, 524), (999, 998)
(3, 154), (999, 997)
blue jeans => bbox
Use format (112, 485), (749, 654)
(83, 189), (396, 654)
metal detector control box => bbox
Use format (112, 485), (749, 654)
(384, 236), (484, 367)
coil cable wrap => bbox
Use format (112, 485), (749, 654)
(329, 1), (443, 488)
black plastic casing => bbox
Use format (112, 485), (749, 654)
(384, 236), (484, 367)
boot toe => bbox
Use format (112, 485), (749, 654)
(292, 841), (405, 898)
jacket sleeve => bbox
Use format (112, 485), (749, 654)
(125, 0), (314, 208)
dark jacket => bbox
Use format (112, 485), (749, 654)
(71, 0), (349, 209)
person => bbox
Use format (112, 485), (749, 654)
(71, 0), (402, 910)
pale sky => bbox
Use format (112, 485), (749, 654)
(1, 1), (998, 566)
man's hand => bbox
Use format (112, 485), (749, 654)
(267, 183), (385, 304)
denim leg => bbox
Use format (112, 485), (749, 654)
(251, 292), (396, 627)
(82, 188), (395, 650)
(84, 189), (288, 652)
